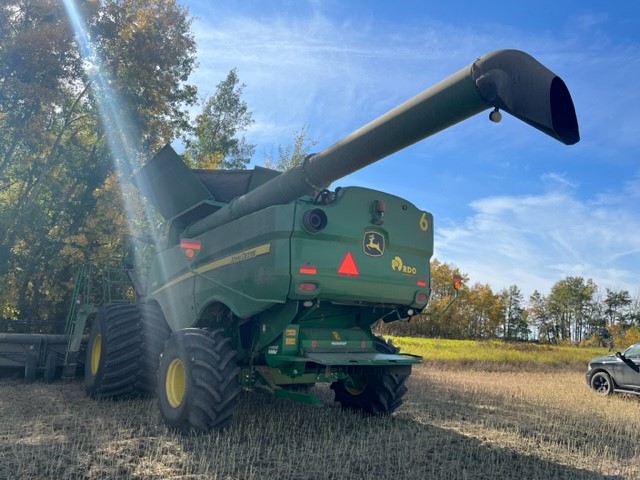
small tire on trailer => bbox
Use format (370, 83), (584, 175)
(137, 303), (172, 394)
(24, 353), (37, 383)
(84, 303), (145, 399)
(590, 371), (614, 396)
(157, 328), (241, 432)
(43, 352), (58, 383)
(330, 336), (408, 415)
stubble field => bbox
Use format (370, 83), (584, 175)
(1, 357), (639, 480)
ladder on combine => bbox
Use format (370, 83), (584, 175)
(62, 262), (97, 379)
(61, 257), (137, 379)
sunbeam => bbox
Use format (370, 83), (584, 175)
(62, 0), (162, 264)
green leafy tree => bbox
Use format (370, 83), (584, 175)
(185, 68), (255, 169)
(264, 126), (317, 172)
(0, 0), (196, 321)
(543, 276), (597, 343)
(528, 290), (554, 342)
(603, 288), (632, 330)
(499, 285), (529, 340)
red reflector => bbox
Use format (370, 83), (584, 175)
(337, 252), (359, 276)
(417, 279), (427, 287)
(311, 340), (317, 348)
(415, 292), (428, 303)
(297, 282), (318, 292)
(299, 265), (317, 275)
(180, 239), (201, 250)
(180, 239), (201, 259)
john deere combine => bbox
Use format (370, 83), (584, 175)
(83, 49), (579, 431)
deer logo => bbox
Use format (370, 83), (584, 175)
(363, 231), (384, 257)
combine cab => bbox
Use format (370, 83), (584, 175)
(83, 49), (579, 431)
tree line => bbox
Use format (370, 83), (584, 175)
(2, 1), (638, 347)
(380, 259), (640, 346)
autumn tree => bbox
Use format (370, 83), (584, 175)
(461, 283), (501, 339)
(0, 0), (196, 322)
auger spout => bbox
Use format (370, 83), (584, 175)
(180, 49), (578, 236)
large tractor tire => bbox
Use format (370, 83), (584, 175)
(84, 303), (144, 399)
(137, 303), (172, 393)
(157, 328), (241, 432)
(330, 336), (408, 415)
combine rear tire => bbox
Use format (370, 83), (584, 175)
(84, 304), (144, 398)
(157, 328), (241, 432)
(330, 336), (408, 415)
(137, 303), (172, 393)
(331, 369), (408, 415)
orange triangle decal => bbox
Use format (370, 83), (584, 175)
(337, 252), (359, 276)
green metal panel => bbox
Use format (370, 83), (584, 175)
(290, 187), (433, 308)
(303, 351), (421, 366)
(146, 204), (296, 328)
(133, 145), (212, 221)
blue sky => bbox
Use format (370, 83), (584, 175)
(179, 0), (640, 300)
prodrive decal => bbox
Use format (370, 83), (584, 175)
(151, 243), (271, 295)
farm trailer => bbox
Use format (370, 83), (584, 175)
(0, 260), (133, 382)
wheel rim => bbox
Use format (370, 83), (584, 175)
(594, 374), (610, 393)
(166, 358), (186, 408)
(90, 334), (102, 376)
(344, 375), (368, 395)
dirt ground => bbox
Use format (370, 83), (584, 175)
(0, 365), (638, 479)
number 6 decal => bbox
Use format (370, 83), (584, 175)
(419, 212), (429, 231)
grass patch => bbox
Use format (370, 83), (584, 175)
(390, 337), (610, 370)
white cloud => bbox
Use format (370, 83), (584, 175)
(186, 9), (506, 151)
(435, 188), (640, 299)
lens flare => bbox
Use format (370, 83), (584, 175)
(63, 0), (162, 265)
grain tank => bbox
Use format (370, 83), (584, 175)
(83, 49), (579, 432)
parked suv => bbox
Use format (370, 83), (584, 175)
(586, 342), (640, 396)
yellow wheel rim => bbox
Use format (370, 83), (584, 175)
(165, 358), (186, 408)
(344, 376), (367, 395)
(90, 334), (102, 376)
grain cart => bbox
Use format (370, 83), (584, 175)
(83, 49), (579, 432)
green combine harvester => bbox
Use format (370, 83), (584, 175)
(80, 49), (579, 432)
